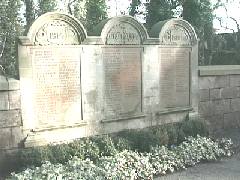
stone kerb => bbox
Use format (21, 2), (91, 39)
(149, 18), (198, 46)
(21, 12), (87, 45)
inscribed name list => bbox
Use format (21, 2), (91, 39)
(32, 47), (81, 127)
(159, 47), (190, 109)
(103, 47), (142, 119)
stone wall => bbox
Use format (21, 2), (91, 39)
(2, 67), (240, 149)
(17, 14), (199, 147)
(0, 75), (23, 150)
(199, 65), (240, 130)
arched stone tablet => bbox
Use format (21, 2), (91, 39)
(150, 18), (197, 46)
(27, 12), (87, 45)
(19, 12), (87, 133)
(94, 16), (148, 45)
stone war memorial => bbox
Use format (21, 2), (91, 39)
(1, 12), (199, 149)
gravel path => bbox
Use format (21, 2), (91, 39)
(155, 128), (240, 180)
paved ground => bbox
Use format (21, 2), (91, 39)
(155, 128), (240, 180)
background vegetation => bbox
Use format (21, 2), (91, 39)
(0, 0), (239, 78)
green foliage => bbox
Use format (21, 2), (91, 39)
(91, 135), (118, 157)
(116, 129), (159, 152)
(8, 136), (233, 179)
(23, 0), (36, 34)
(23, 0), (57, 34)
(99, 150), (154, 179)
(146, 0), (179, 29)
(0, 0), (57, 77)
(9, 158), (106, 180)
(150, 136), (233, 175)
(18, 138), (100, 169)
(85, 0), (107, 33)
(16, 120), (209, 173)
(182, 0), (214, 65)
(150, 146), (185, 175)
(129, 0), (142, 17)
(174, 136), (233, 166)
(116, 120), (209, 152)
(178, 119), (209, 142)
(70, 0), (86, 23)
(0, 0), (22, 78)
(113, 137), (132, 152)
(18, 146), (54, 167)
(37, 0), (57, 17)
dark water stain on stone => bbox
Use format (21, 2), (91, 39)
(86, 89), (97, 109)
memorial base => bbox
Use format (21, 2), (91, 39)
(24, 122), (87, 147)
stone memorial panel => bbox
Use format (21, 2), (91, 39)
(102, 47), (142, 120)
(32, 47), (82, 128)
(159, 47), (190, 109)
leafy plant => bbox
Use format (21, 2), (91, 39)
(99, 150), (154, 179)
(91, 135), (118, 157)
(8, 136), (233, 180)
(16, 119), (209, 172)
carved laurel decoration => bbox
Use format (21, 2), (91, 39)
(162, 24), (191, 45)
(35, 20), (79, 45)
(106, 22), (141, 45)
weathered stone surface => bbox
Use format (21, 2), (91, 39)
(221, 87), (239, 99)
(199, 65), (240, 76)
(0, 110), (21, 128)
(201, 114), (224, 130)
(0, 127), (23, 149)
(230, 75), (240, 87)
(0, 75), (8, 90)
(224, 112), (240, 128)
(0, 76), (20, 91)
(11, 127), (24, 148)
(199, 89), (209, 102)
(9, 90), (21, 110)
(210, 88), (221, 100)
(0, 92), (9, 110)
(199, 76), (229, 89)
(8, 78), (20, 90)
(230, 98), (240, 112)
(0, 128), (12, 149)
(159, 47), (190, 109)
(102, 47), (142, 120)
(16, 15), (199, 148)
(199, 99), (230, 116)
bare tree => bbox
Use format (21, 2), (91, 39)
(0, 35), (6, 75)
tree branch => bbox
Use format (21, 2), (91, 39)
(216, 17), (235, 33)
(0, 36), (6, 60)
(229, 17), (240, 32)
(0, 36), (6, 76)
